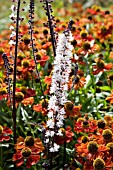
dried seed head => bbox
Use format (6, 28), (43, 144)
(107, 142), (113, 154)
(71, 39), (77, 46)
(41, 99), (48, 108)
(17, 52), (25, 60)
(102, 129), (112, 140)
(36, 53), (42, 60)
(80, 30), (88, 38)
(22, 147), (31, 157)
(15, 92), (24, 102)
(83, 42), (91, 50)
(43, 28), (49, 35)
(81, 136), (89, 143)
(87, 141), (98, 154)
(97, 59), (105, 69)
(23, 36), (30, 45)
(22, 60), (30, 68)
(108, 74), (113, 81)
(101, 26), (107, 34)
(20, 86), (27, 94)
(25, 136), (35, 146)
(0, 87), (7, 95)
(82, 121), (89, 128)
(93, 158), (105, 170)
(64, 101), (74, 113)
(97, 120), (105, 129)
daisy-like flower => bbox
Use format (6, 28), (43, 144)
(21, 97), (34, 106)
(74, 118), (98, 133)
(0, 125), (12, 142)
(13, 136), (44, 168)
(93, 57), (112, 75)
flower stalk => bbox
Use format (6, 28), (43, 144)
(29, 0), (46, 103)
(45, 21), (74, 168)
(2, 53), (13, 107)
(12, 0), (21, 144)
(41, 0), (57, 57)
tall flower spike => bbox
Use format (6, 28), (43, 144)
(45, 21), (74, 153)
(11, 0), (21, 144)
(2, 53), (13, 107)
(28, 0), (46, 103)
(9, 0), (25, 48)
(41, 0), (57, 57)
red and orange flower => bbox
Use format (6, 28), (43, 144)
(13, 136), (44, 168)
(0, 125), (12, 142)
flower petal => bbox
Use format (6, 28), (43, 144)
(13, 152), (23, 161)
(26, 155), (40, 168)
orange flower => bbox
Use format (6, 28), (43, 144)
(33, 103), (42, 112)
(16, 87), (36, 99)
(37, 55), (50, 67)
(33, 99), (48, 116)
(76, 143), (88, 156)
(69, 75), (86, 90)
(109, 52), (113, 59)
(21, 97), (34, 106)
(0, 125), (12, 142)
(41, 42), (51, 50)
(13, 136), (44, 168)
(106, 91), (113, 104)
(93, 58), (112, 75)
(13, 150), (40, 168)
(55, 126), (74, 145)
(65, 104), (82, 118)
(44, 76), (52, 85)
(74, 119), (97, 133)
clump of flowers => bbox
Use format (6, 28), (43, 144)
(13, 136), (44, 168)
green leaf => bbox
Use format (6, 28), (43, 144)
(94, 72), (102, 84)
(74, 159), (83, 169)
(90, 87), (95, 94)
(84, 75), (92, 89)
(98, 86), (111, 91)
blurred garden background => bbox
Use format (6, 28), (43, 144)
(0, 0), (113, 32)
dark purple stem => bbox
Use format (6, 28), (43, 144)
(45, 0), (56, 57)
(29, 0), (46, 103)
(12, 0), (21, 144)
(63, 120), (66, 170)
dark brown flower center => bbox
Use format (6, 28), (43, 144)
(25, 136), (35, 146)
(22, 147), (31, 157)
